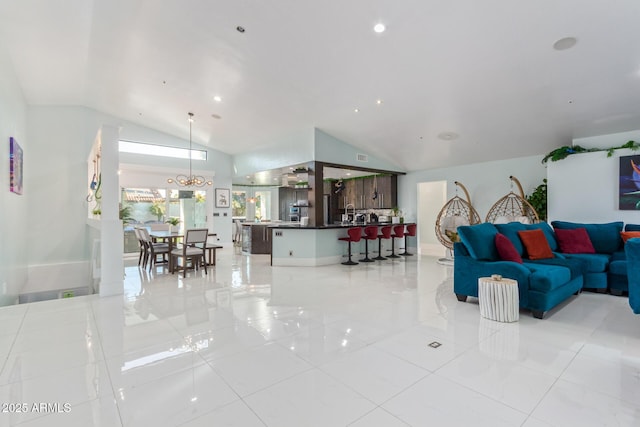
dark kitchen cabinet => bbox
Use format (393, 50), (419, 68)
(242, 224), (271, 254)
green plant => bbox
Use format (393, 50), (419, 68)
(391, 206), (400, 216)
(166, 217), (180, 226)
(542, 140), (640, 163)
(92, 208), (101, 216)
(149, 202), (165, 221)
(526, 179), (547, 221)
(119, 205), (134, 224)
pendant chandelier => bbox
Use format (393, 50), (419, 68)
(167, 112), (212, 187)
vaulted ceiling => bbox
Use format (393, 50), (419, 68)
(2, 1), (640, 172)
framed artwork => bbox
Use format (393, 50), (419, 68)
(9, 137), (23, 195)
(215, 188), (230, 208)
(619, 154), (640, 210)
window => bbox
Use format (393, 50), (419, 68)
(255, 191), (271, 221)
(232, 191), (246, 218)
(119, 140), (207, 160)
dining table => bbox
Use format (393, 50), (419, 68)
(149, 230), (217, 272)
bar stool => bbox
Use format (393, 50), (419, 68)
(401, 224), (417, 256)
(374, 226), (392, 260)
(339, 227), (362, 265)
(388, 225), (405, 258)
(360, 225), (378, 263)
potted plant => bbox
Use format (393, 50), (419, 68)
(119, 205), (134, 225)
(526, 179), (547, 221)
(391, 206), (401, 223)
(166, 217), (180, 233)
(149, 202), (165, 222)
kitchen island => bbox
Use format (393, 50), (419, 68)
(269, 222), (416, 266)
(241, 222), (273, 254)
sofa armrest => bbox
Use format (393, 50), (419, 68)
(454, 247), (532, 308)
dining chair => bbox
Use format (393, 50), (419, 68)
(171, 228), (209, 275)
(133, 227), (147, 267)
(138, 227), (169, 271)
(233, 220), (243, 246)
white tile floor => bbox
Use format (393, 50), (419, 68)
(0, 249), (639, 426)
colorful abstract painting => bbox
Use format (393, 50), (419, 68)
(9, 137), (23, 195)
(619, 154), (640, 210)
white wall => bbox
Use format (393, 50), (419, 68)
(399, 154), (547, 226)
(314, 129), (404, 172)
(0, 44), (28, 305)
(232, 128), (315, 177)
(548, 130), (640, 223)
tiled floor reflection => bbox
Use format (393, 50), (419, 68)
(1, 248), (639, 426)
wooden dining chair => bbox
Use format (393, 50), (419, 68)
(138, 227), (169, 271)
(171, 228), (209, 275)
(133, 227), (147, 267)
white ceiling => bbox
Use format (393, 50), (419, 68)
(2, 1), (640, 173)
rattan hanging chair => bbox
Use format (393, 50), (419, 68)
(435, 181), (482, 252)
(485, 176), (539, 224)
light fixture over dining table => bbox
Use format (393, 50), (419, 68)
(167, 112), (213, 187)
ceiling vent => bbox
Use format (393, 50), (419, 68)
(356, 153), (368, 162)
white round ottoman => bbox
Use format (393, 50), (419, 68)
(478, 275), (519, 322)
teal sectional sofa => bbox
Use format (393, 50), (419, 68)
(454, 220), (636, 318)
(624, 238), (640, 314)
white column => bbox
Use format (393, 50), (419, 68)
(99, 125), (124, 297)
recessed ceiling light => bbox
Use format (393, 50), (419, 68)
(374, 23), (386, 33)
(376, 99), (382, 105)
(346, 172), (352, 176)
(438, 132), (459, 141)
(213, 96), (222, 102)
(354, 108), (359, 113)
(553, 37), (577, 51)
(246, 175), (251, 179)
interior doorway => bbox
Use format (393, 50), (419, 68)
(417, 181), (447, 257)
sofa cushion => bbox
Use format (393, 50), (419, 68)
(625, 224), (640, 232)
(609, 259), (627, 276)
(526, 257), (588, 280)
(495, 222), (526, 256)
(551, 221), (623, 254)
(610, 250), (626, 262)
(524, 263), (572, 292)
(561, 253), (611, 273)
(555, 228), (596, 254)
(495, 233), (523, 263)
(621, 231), (640, 243)
(457, 223), (498, 261)
(518, 229), (554, 260)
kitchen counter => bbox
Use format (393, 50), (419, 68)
(269, 221), (399, 230)
(270, 222), (416, 266)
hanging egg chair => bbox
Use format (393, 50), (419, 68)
(485, 176), (539, 224)
(435, 181), (482, 254)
